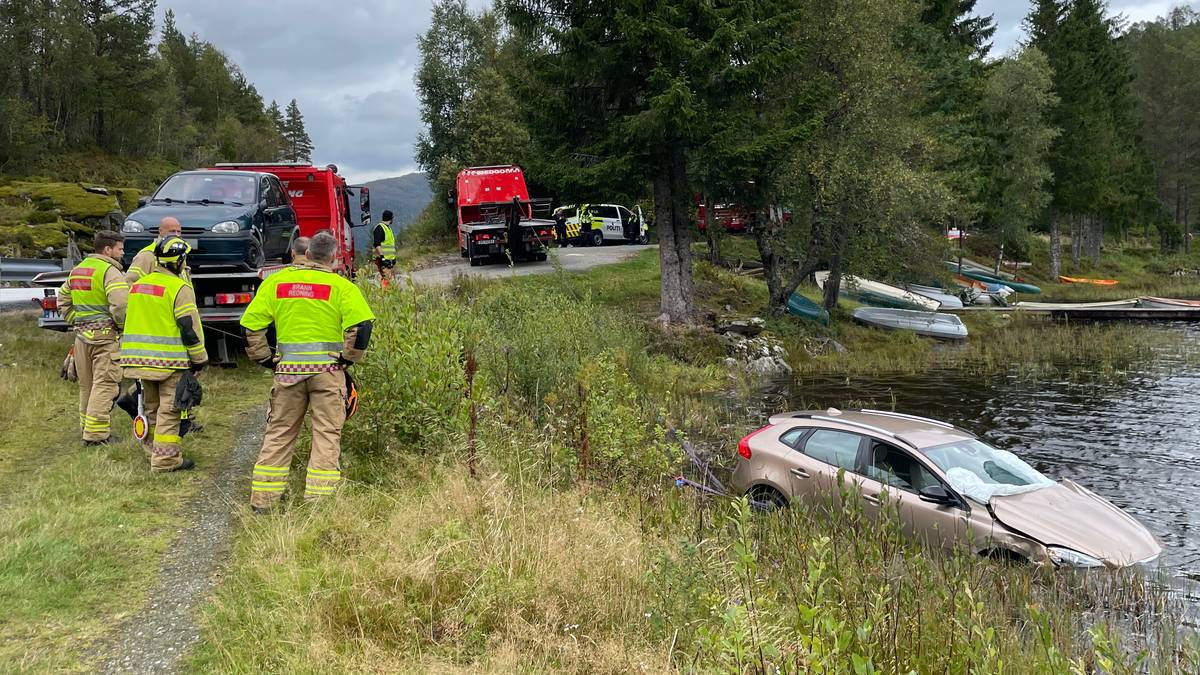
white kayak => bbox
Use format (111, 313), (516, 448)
(852, 307), (969, 340)
(815, 271), (940, 311)
(1015, 299), (1139, 310)
(904, 283), (964, 310)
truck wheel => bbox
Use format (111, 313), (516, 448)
(460, 247), (468, 258)
(467, 241), (482, 266)
(589, 230), (603, 247)
(536, 251), (548, 262)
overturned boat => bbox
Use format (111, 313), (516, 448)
(851, 307), (968, 341)
(815, 271), (940, 311)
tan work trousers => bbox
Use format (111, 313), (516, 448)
(140, 371), (186, 472)
(250, 370), (347, 509)
(76, 338), (121, 442)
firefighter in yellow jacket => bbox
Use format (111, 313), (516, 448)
(241, 231), (374, 513)
(119, 236), (207, 472)
(57, 230), (130, 445)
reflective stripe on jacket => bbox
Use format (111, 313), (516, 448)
(67, 257), (118, 323)
(120, 271), (199, 370)
(377, 223), (396, 261)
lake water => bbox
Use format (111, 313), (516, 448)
(713, 323), (1200, 602)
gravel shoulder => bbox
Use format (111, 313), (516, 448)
(91, 406), (266, 674)
(406, 243), (657, 286)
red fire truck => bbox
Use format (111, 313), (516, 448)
(455, 165), (555, 266)
(34, 163), (370, 364)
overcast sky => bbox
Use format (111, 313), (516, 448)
(161, 1), (1188, 184)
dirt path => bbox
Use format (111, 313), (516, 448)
(93, 406), (266, 674)
(406, 243), (656, 286)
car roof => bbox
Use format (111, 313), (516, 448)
(768, 409), (976, 450)
(176, 170), (268, 178)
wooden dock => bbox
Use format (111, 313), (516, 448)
(948, 306), (1200, 321)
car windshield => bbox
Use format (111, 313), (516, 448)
(922, 439), (1055, 504)
(154, 173), (257, 205)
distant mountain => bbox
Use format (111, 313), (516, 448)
(362, 173), (434, 228)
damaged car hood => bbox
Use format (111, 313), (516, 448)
(990, 480), (1161, 567)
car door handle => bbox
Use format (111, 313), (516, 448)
(790, 468), (810, 479)
(863, 494), (881, 506)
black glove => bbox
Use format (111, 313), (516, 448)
(336, 353), (355, 368)
(190, 361), (206, 374)
(259, 357), (276, 370)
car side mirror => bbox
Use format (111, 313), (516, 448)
(918, 485), (957, 507)
(137, 196), (149, 208)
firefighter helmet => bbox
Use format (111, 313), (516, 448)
(154, 235), (191, 263)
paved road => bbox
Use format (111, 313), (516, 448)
(406, 244), (657, 286)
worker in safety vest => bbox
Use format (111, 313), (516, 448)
(126, 216), (183, 283)
(579, 203), (594, 243)
(119, 236), (207, 472)
(240, 231), (374, 514)
(289, 235), (311, 265)
(57, 230), (130, 445)
(372, 210), (396, 288)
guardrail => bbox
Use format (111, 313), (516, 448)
(0, 257), (64, 285)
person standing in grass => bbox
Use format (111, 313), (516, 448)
(240, 231), (374, 514)
(126, 216), (183, 283)
(58, 230), (129, 446)
(372, 210), (397, 288)
(119, 236), (207, 472)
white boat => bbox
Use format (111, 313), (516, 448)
(904, 283), (964, 310)
(946, 258), (1017, 281)
(1137, 297), (1200, 309)
(815, 271), (940, 311)
(851, 307), (969, 341)
(1015, 299), (1140, 310)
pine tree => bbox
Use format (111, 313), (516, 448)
(283, 99), (313, 163)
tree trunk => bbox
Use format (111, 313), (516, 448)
(1185, 184), (1192, 255)
(1088, 215), (1102, 265)
(821, 220), (850, 311)
(654, 148), (694, 324)
(704, 194), (721, 265)
(1070, 214), (1081, 269)
(1049, 212), (1061, 280)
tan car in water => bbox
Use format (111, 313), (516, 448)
(730, 408), (1162, 568)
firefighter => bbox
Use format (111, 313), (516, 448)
(126, 216), (183, 283)
(241, 231), (374, 514)
(58, 230), (130, 445)
(289, 235), (311, 265)
(372, 210), (397, 288)
(119, 236), (206, 472)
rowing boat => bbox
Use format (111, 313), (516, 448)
(949, 264), (1042, 294)
(786, 292), (831, 325)
(851, 307), (969, 341)
(1017, 299), (1137, 309)
(815, 271), (940, 311)
(1137, 296), (1200, 309)
(1059, 275), (1119, 286)
(904, 283), (964, 310)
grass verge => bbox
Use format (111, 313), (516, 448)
(0, 311), (264, 671)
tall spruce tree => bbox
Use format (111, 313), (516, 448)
(283, 99), (313, 163)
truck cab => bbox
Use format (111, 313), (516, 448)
(122, 170), (297, 271)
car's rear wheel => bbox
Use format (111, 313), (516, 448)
(247, 238), (265, 270)
(747, 485), (788, 511)
(589, 230), (604, 247)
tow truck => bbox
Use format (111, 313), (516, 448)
(455, 165), (555, 266)
(32, 163), (370, 364)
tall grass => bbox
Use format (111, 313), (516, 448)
(190, 279), (1199, 672)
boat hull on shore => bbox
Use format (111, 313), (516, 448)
(1138, 296), (1200, 309)
(852, 307), (969, 340)
(815, 271), (941, 311)
(786, 292), (831, 325)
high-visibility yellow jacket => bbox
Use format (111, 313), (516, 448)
(56, 254), (128, 344)
(120, 270), (207, 378)
(375, 222), (396, 261)
(240, 262), (374, 381)
(126, 239), (192, 283)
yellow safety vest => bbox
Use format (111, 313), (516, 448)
(377, 222), (396, 261)
(240, 266), (375, 376)
(120, 271), (199, 371)
(67, 256), (119, 324)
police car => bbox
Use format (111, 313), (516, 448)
(559, 204), (648, 246)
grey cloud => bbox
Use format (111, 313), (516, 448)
(980, 0), (1185, 54)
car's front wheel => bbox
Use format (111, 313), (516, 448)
(246, 237), (265, 270)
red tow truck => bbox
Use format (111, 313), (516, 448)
(33, 163), (370, 364)
(455, 165), (555, 266)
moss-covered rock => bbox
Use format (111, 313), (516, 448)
(114, 188), (141, 214)
(0, 222), (69, 255)
(0, 182), (120, 221)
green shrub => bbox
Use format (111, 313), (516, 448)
(345, 282), (473, 454)
(26, 209), (58, 225)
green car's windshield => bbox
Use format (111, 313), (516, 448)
(922, 439), (1055, 503)
(155, 173), (257, 206)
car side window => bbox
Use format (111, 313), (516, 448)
(778, 427), (809, 449)
(801, 430), (861, 471)
(270, 178), (289, 207)
(598, 205), (620, 219)
(867, 443), (941, 493)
